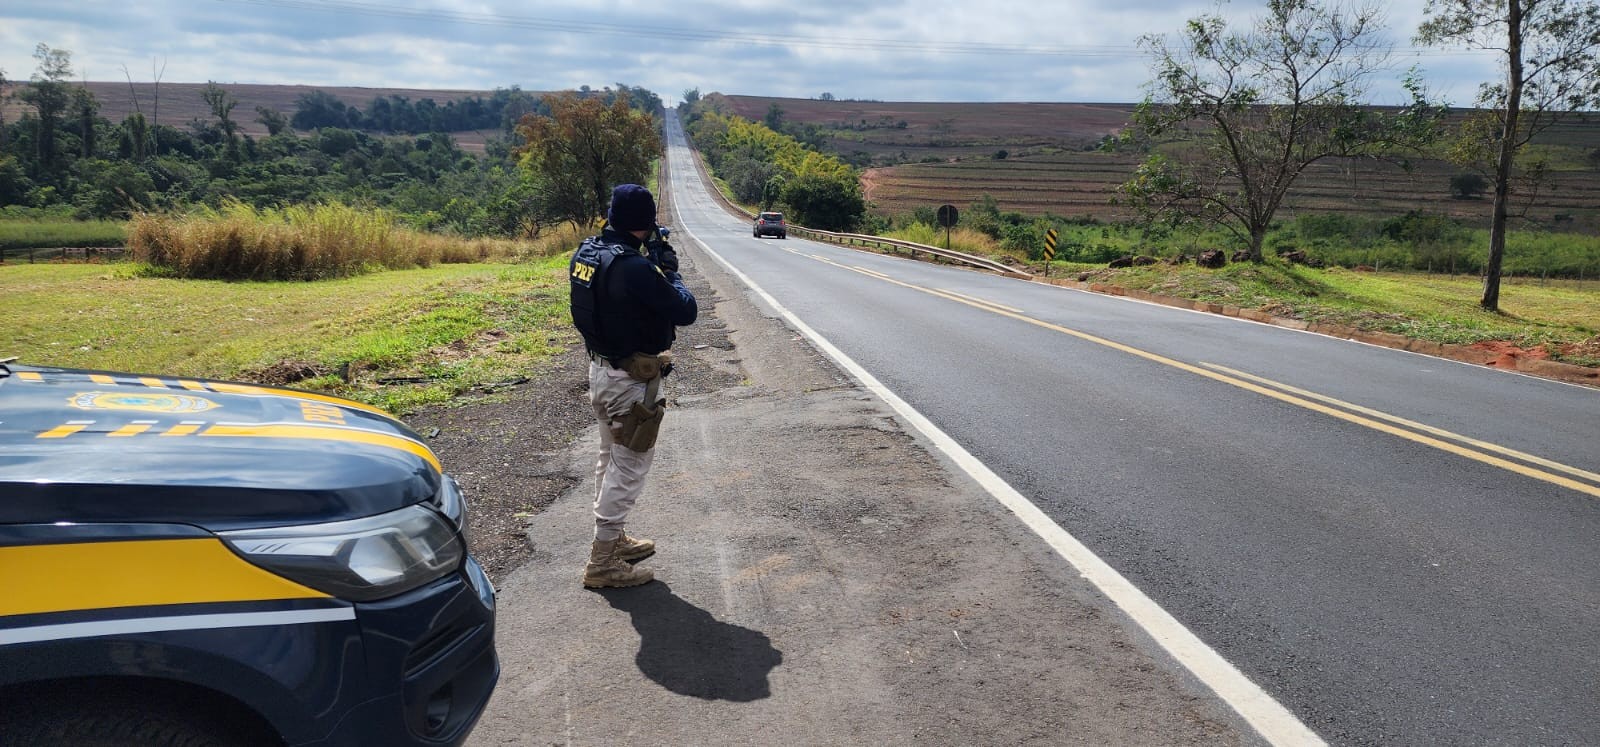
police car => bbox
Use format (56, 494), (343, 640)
(0, 361), (497, 746)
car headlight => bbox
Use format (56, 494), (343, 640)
(221, 504), (464, 602)
(435, 475), (467, 532)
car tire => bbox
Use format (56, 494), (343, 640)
(0, 696), (264, 747)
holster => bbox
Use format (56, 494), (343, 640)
(618, 398), (667, 452)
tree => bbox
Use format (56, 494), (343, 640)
(1450, 172), (1489, 198)
(1417, 0), (1600, 311)
(256, 105), (289, 136)
(764, 103), (785, 131)
(74, 86), (98, 158)
(203, 81), (238, 154)
(120, 113), (150, 160)
(292, 90), (352, 130)
(16, 44), (74, 176)
(782, 170), (864, 230)
(0, 67), (8, 150)
(514, 91), (662, 227)
(1119, 0), (1439, 261)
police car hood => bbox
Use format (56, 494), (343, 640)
(0, 364), (443, 530)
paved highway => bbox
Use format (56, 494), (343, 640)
(660, 111), (1599, 746)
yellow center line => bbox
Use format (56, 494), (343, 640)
(1202, 363), (1600, 487)
(937, 288), (1024, 314)
(789, 251), (1600, 499)
(852, 265), (891, 279)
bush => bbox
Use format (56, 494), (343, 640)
(126, 200), (528, 280)
(1449, 172), (1488, 199)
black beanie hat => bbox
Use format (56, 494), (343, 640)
(607, 184), (657, 232)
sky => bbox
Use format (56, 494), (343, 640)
(1, 0), (1500, 106)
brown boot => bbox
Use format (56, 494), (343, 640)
(614, 532), (655, 563)
(582, 538), (654, 588)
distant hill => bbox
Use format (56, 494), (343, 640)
(712, 94), (1600, 231)
(716, 94), (1136, 162)
(2, 81), (511, 152)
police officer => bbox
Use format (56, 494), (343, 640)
(569, 184), (697, 588)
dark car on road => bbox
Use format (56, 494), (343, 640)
(0, 361), (498, 747)
(753, 211), (786, 239)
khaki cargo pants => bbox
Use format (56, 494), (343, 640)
(588, 358), (666, 542)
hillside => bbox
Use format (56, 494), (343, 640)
(1, 81), (508, 151)
(717, 94), (1135, 162)
(716, 94), (1600, 232)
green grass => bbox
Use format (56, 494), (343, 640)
(0, 219), (127, 250)
(1, 256), (578, 414)
(1080, 261), (1600, 364)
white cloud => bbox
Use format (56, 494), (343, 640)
(1, 0), (1498, 105)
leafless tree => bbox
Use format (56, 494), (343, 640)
(151, 55), (166, 155)
(119, 64), (143, 115)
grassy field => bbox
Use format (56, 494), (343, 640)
(0, 250), (582, 414)
(1066, 261), (1600, 365)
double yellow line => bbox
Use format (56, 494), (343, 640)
(790, 249), (1600, 499)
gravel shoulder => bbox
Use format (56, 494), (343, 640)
(411, 240), (1259, 745)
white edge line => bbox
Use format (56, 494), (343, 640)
(0, 607), (355, 645)
(670, 183), (1325, 747)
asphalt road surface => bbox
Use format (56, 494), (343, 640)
(471, 207), (1255, 745)
(654, 110), (1599, 747)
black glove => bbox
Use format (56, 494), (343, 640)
(649, 240), (679, 274)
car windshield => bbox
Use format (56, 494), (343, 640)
(761, 213), (782, 221)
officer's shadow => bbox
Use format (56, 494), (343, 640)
(595, 581), (782, 702)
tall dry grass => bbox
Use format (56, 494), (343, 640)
(885, 223), (1006, 257)
(127, 201), (547, 280)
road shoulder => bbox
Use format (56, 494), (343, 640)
(467, 249), (1254, 746)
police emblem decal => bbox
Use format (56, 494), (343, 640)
(70, 391), (220, 414)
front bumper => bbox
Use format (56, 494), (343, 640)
(308, 555), (499, 746)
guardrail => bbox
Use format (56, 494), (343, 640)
(0, 246), (126, 264)
(680, 142), (1032, 280)
(788, 227), (1032, 279)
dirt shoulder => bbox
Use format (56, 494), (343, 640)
(432, 242), (1257, 745)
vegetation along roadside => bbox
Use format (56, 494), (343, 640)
(0, 238), (581, 415)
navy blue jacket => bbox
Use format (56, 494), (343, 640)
(574, 226), (697, 359)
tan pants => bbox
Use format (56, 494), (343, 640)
(589, 360), (657, 541)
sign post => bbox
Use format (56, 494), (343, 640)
(1043, 228), (1059, 277)
(936, 204), (959, 252)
